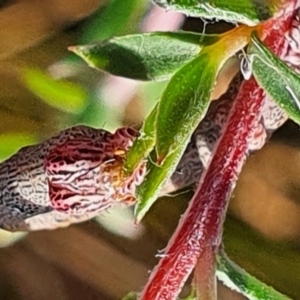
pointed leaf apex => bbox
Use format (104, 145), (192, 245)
(68, 45), (87, 61)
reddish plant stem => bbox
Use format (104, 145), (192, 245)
(138, 4), (297, 300)
(194, 244), (216, 300)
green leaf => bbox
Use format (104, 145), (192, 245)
(0, 133), (38, 161)
(135, 28), (250, 221)
(124, 104), (157, 175)
(153, 0), (273, 25)
(70, 32), (220, 81)
(248, 32), (300, 125)
(21, 67), (87, 114)
(216, 251), (291, 300)
(135, 148), (185, 222)
(180, 287), (196, 300)
(135, 50), (222, 221)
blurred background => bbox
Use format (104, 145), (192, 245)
(0, 0), (300, 299)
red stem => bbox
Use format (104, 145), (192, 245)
(194, 244), (216, 300)
(138, 3), (297, 300)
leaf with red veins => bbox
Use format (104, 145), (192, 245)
(138, 3), (297, 300)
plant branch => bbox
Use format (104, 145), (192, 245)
(138, 3), (297, 299)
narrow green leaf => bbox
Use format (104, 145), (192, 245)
(248, 32), (300, 125)
(135, 27), (250, 220)
(216, 251), (291, 300)
(21, 67), (87, 114)
(135, 148), (184, 222)
(154, 0), (273, 26)
(135, 50), (222, 221)
(124, 104), (157, 175)
(70, 32), (220, 81)
(0, 231), (27, 248)
(155, 50), (221, 162)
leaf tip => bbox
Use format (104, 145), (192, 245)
(68, 45), (86, 60)
(67, 45), (76, 53)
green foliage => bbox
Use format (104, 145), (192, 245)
(131, 27), (250, 220)
(121, 288), (197, 299)
(249, 32), (300, 125)
(153, 0), (273, 25)
(124, 103), (157, 174)
(216, 251), (290, 300)
(72, 24), (250, 223)
(135, 149), (181, 221)
(79, 0), (147, 43)
(70, 32), (219, 81)
(84, 1), (300, 298)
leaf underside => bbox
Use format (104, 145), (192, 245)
(249, 32), (300, 125)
